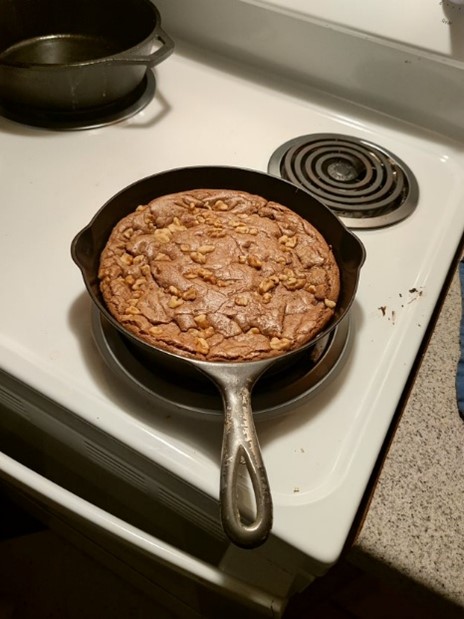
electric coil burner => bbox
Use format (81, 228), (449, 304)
(268, 133), (419, 229)
(0, 71), (156, 131)
(92, 308), (351, 420)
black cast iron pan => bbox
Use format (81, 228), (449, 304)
(0, 0), (173, 113)
(71, 166), (365, 549)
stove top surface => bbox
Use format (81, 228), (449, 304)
(1, 42), (463, 567)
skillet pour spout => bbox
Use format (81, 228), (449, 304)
(71, 165), (366, 548)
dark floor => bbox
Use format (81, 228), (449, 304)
(0, 486), (462, 619)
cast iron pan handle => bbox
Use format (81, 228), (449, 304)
(199, 361), (273, 548)
(104, 26), (175, 67)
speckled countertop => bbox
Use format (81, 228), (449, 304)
(350, 260), (464, 609)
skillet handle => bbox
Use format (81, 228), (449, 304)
(204, 364), (273, 549)
(103, 27), (175, 67)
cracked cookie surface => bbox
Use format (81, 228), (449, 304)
(98, 189), (340, 361)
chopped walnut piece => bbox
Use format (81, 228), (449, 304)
(154, 252), (170, 261)
(120, 253), (133, 266)
(194, 314), (209, 329)
(168, 296), (184, 309)
(196, 337), (210, 355)
(208, 228), (226, 238)
(133, 278), (147, 290)
(182, 287), (197, 301)
(213, 200), (229, 211)
(168, 217), (186, 233)
(286, 236), (298, 248)
(270, 337), (292, 351)
(235, 295), (249, 306)
(284, 277), (306, 291)
(247, 255), (263, 269)
(168, 285), (180, 296)
(324, 298), (336, 308)
(197, 268), (217, 284)
(258, 277), (278, 294)
(198, 244), (215, 254)
(262, 292), (272, 304)
(153, 228), (172, 243)
(190, 251), (207, 264)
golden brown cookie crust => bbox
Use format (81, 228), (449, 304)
(98, 189), (340, 361)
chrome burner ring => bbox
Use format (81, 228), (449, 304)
(268, 133), (419, 229)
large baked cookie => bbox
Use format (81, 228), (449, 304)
(98, 189), (340, 361)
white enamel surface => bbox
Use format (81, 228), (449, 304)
(0, 46), (463, 566)
(240, 0), (464, 62)
(155, 0), (464, 139)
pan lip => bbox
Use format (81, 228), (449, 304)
(73, 163), (366, 251)
(71, 164), (366, 368)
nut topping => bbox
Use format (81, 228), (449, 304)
(190, 251), (207, 264)
(154, 252), (170, 261)
(247, 255), (263, 269)
(196, 337), (210, 355)
(213, 199), (229, 211)
(99, 188), (340, 362)
(153, 228), (172, 244)
(258, 277), (278, 294)
(270, 337), (292, 351)
(198, 244), (215, 254)
(168, 296), (184, 309)
(182, 287), (198, 301)
(235, 295), (249, 306)
(194, 314), (209, 329)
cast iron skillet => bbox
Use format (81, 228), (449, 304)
(71, 166), (365, 548)
(0, 0), (173, 112)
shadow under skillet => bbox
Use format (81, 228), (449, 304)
(68, 290), (362, 466)
(67, 291), (223, 463)
(92, 306), (352, 422)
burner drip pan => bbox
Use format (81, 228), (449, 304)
(268, 133), (419, 229)
(0, 71), (156, 131)
(92, 308), (351, 420)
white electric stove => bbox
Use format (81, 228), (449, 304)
(1, 1), (464, 617)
